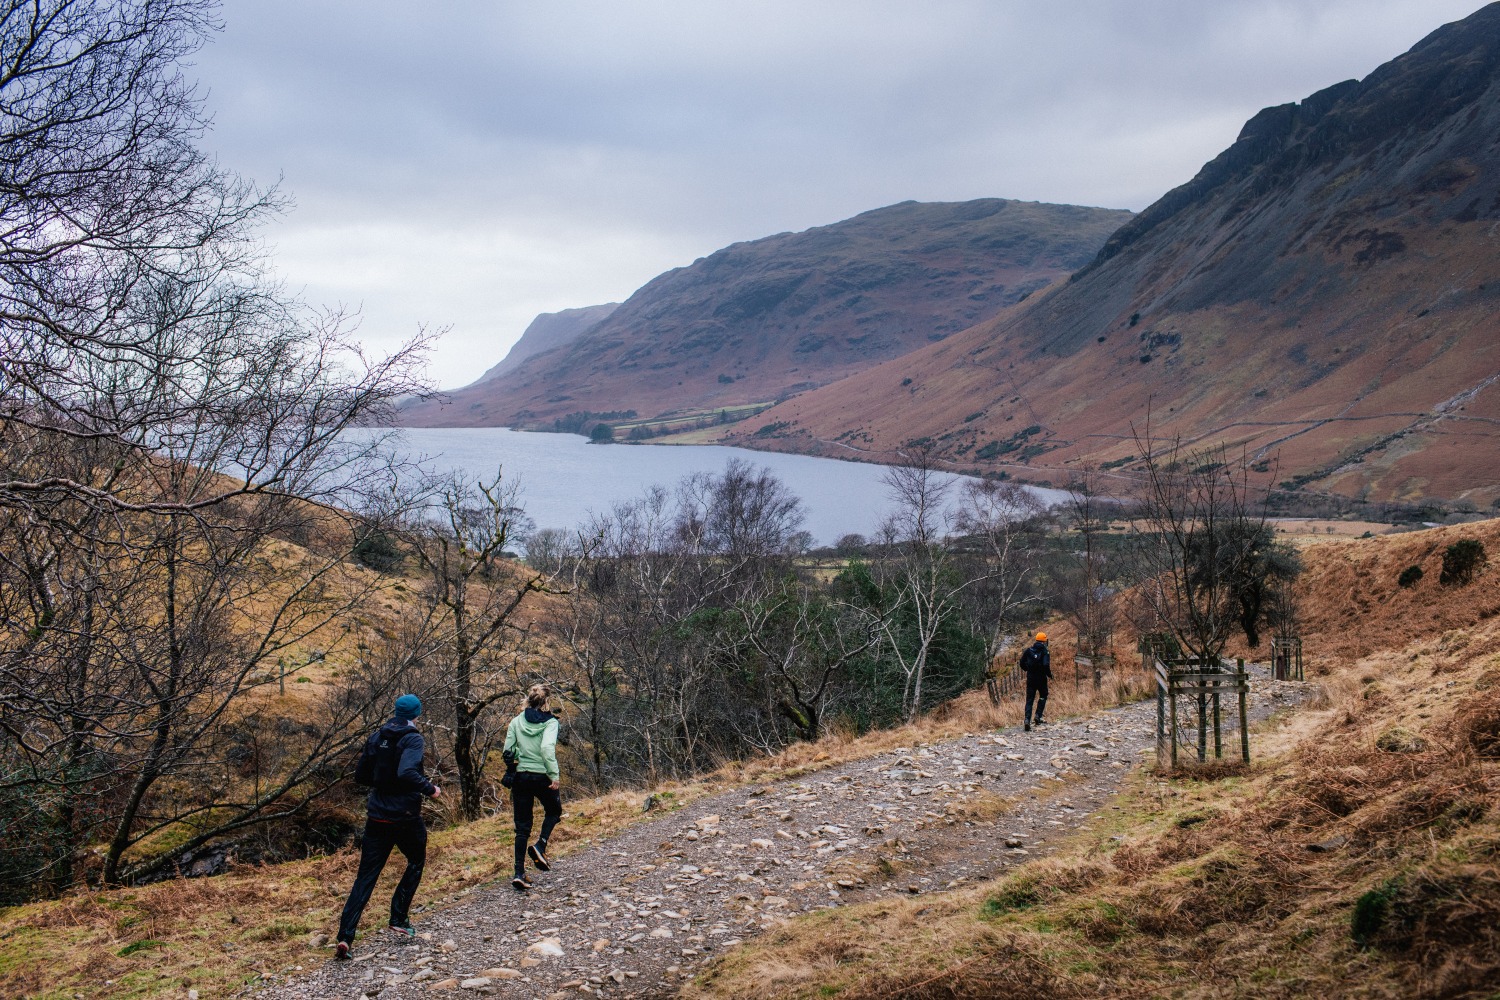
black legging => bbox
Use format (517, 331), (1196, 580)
(512, 772), (562, 876)
(1025, 679), (1049, 725)
(338, 816), (426, 943)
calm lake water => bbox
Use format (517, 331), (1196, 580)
(373, 428), (1066, 546)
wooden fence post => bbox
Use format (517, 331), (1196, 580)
(1238, 657), (1250, 763)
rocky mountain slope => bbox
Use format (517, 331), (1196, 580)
(470, 303), (620, 384)
(724, 4), (1500, 507)
(400, 199), (1132, 427)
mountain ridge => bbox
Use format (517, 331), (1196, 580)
(400, 199), (1133, 427)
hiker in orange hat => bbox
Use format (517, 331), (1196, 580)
(1021, 632), (1052, 731)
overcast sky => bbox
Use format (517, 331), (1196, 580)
(193, 0), (1485, 388)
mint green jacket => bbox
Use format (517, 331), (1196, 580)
(503, 708), (559, 782)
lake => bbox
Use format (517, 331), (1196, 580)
(373, 427), (1067, 546)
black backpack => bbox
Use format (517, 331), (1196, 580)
(353, 725), (405, 789)
(1020, 646), (1042, 673)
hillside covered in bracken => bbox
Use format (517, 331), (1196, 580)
(723, 4), (1500, 508)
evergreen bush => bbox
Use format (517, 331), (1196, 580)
(1439, 539), (1486, 586)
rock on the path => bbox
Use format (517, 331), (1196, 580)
(477, 967), (522, 979)
(527, 936), (565, 957)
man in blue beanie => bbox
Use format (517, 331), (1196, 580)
(334, 694), (441, 960)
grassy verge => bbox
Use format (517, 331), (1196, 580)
(686, 621), (1500, 999)
(0, 784), (715, 999)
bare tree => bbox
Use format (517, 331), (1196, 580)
(871, 445), (982, 722)
(732, 577), (877, 742)
(3, 1), (270, 509)
(1050, 466), (1118, 681)
(1127, 428), (1271, 667)
(550, 462), (806, 782)
(410, 471), (558, 821)
(0, 1), (435, 895)
(952, 477), (1046, 664)
(0, 412), (425, 887)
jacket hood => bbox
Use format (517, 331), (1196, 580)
(520, 707), (556, 731)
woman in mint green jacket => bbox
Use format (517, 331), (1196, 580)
(504, 684), (561, 891)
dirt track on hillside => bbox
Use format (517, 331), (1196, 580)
(254, 670), (1306, 1000)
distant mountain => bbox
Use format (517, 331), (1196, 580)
(400, 199), (1132, 427)
(726, 3), (1500, 507)
(469, 303), (619, 385)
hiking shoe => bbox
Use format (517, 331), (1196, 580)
(1024, 723), (1031, 732)
(511, 874), (532, 892)
(528, 843), (551, 872)
(334, 940), (351, 961)
(388, 922), (416, 943)
(1035, 718), (1047, 726)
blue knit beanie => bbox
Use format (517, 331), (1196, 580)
(394, 694), (422, 720)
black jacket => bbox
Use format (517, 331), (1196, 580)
(1021, 642), (1052, 683)
(362, 718), (437, 821)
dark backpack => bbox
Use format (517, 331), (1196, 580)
(1020, 646), (1043, 673)
(353, 725), (405, 789)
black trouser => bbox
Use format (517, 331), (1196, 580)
(1025, 678), (1049, 725)
(337, 816), (426, 944)
(512, 772), (562, 876)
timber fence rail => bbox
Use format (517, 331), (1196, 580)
(987, 663), (1024, 704)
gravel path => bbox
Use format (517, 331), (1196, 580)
(257, 673), (1305, 1000)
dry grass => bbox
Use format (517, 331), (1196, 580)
(1276, 516), (1500, 669)
(0, 782), (714, 1000)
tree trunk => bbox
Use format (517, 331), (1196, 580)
(454, 700), (482, 820)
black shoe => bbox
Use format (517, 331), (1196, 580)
(1035, 718), (1047, 726)
(334, 940), (351, 961)
(1024, 723), (1031, 732)
(511, 874), (532, 892)
(528, 843), (551, 872)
